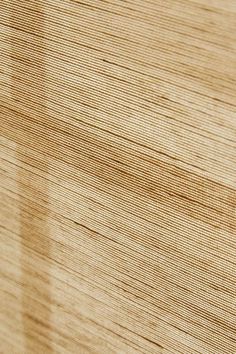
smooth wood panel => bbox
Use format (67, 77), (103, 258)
(0, 0), (236, 353)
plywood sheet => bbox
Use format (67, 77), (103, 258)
(0, 1), (236, 353)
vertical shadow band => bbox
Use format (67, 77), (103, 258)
(10, 1), (52, 352)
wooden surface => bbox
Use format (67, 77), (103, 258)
(0, 0), (236, 353)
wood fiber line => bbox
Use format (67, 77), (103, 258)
(10, 1), (52, 353)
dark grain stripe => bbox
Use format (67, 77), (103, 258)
(10, 1), (52, 352)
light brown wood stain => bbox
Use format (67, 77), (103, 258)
(0, 0), (236, 353)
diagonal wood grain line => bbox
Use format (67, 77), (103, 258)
(10, 1), (52, 352)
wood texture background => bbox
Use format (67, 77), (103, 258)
(0, 0), (236, 353)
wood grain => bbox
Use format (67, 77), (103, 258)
(0, 0), (236, 353)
